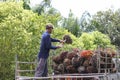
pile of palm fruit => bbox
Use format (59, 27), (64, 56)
(52, 48), (116, 75)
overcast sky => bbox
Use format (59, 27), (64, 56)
(30, 0), (120, 17)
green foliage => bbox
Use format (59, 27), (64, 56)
(61, 10), (81, 37)
(0, 2), (37, 80)
(79, 33), (94, 50)
(0, 2), (51, 79)
(91, 31), (111, 47)
(22, 0), (31, 10)
(79, 31), (114, 50)
(91, 9), (120, 47)
(0, 2), (23, 22)
(79, 11), (93, 32)
(31, 0), (52, 15)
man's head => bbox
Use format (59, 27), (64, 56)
(46, 23), (54, 33)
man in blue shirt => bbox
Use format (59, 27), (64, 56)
(35, 23), (63, 78)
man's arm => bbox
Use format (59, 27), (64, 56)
(45, 35), (58, 50)
(51, 38), (60, 42)
(51, 38), (65, 44)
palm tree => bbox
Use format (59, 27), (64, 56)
(32, 0), (52, 15)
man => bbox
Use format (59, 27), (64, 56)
(35, 23), (63, 79)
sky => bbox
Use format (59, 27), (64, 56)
(30, 0), (120, 17)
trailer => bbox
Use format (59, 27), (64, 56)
(15, 49), (120, 80)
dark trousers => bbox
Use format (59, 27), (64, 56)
(35, 58), (48, 78)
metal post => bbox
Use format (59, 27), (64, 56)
(116, 48), (120, 80)
(15, 54), (18, 80)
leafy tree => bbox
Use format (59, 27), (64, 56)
(1, 0), (15, 2)
(32, 0), (52, 15)
(0, 2), (39, 80)
(91, 9), (120, 47)
(31, 0), (62, 27)
(22, 0), (31, 10)
(61, 10), (81, 37)
(0, 2), (59, 79)
(79, 31), (114, 50)
(79, 11), (94, 32)
(0, 0), (31, 10)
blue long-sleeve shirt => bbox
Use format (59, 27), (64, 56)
(38, 31), (60, 59)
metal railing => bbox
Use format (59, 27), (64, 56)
(15, 54), (37, 80)
(16, 73), (106, 80)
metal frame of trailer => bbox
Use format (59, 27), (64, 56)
(15, 49), (120, 80)
(16, 73), (120, 80)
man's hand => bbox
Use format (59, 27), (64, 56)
(59, 40), (66, 43)
(56, 40), (66, 49)
(56, 45), (62, 49)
